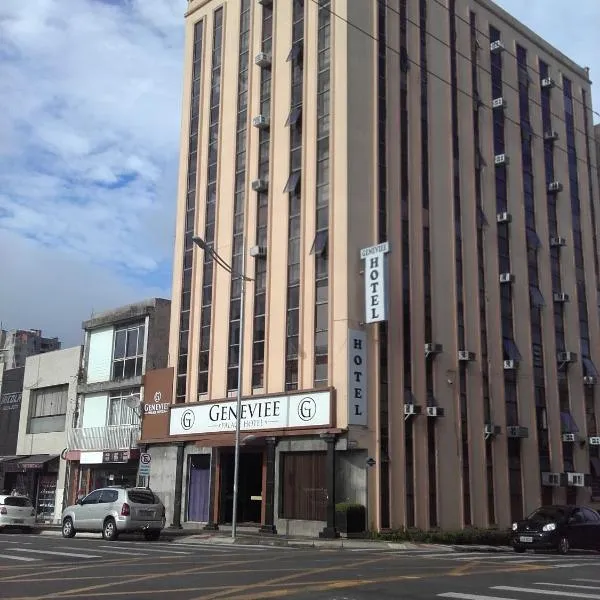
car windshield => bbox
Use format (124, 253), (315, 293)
(3, 496), (32, 507)
(526, 506), (566, 522)
(127, 490), (158, 505)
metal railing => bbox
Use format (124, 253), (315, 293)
(67, 425), (140, 451)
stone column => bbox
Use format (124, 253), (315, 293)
(319, 433), (340, 539)
(170, 442), (184, 529)
(203, 447), (219, 530)
(259, 437), (278, 535)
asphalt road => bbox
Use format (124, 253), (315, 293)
(2, 531), (600, 599)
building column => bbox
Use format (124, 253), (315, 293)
(170, 442), (185, 529)
(319, 433), (340, 539)
(203, 448), (219, 530)
(259, 437), (278, 535)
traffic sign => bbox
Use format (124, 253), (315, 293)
(139, 453), (151, 477)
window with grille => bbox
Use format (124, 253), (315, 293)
(28, 385), (68, 433)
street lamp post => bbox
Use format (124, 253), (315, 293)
(193, 235), (252, 541)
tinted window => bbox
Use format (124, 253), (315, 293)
(583, 508), (600, 522)
(571, 509), (585, 523)
(82, 490), (103, 505)
(100, 490), (119, 503)
(127, 490), (158, 505)
(527, 506), (567, 522)
(3, 497), (32, 507)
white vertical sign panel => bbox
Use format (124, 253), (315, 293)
(361, 242), (390, 323)
(348, 329), (367, 426)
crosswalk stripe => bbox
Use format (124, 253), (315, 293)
(535, 583), (600, 590)
(0, 553), (39, 562)
(59, 546), (148, 556)
(492, 585), (600, 598)
(14, 548), (102, 559)
(96, 544), (189, 555)
(438, 593), (516, 599)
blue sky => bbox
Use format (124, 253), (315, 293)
(0, 0), (598, 347)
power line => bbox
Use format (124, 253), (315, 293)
(380, 0), (600, 134)
(306, 0), (598, 175)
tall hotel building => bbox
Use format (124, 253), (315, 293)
(141, 0), (600, 535)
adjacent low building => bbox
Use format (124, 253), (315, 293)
(0, 366), (25, 492)
(64, 299), (170, 505)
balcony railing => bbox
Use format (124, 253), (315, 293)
(68, 425), (141, 451)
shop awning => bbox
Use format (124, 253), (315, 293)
(2, 454), (59, 473)
(0, 456), (25, 471)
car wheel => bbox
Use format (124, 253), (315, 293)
(143, 530), (161, 541)
(557, 536), (570, 554)
(62, 518), (76, 538)
(513, 545), (526, 553)
(102, 518), (119, 541)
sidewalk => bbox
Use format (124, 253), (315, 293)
(33, 523), (513, 553)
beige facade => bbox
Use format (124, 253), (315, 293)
(166, 0), (600, 532)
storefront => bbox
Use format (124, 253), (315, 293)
(0, 454), (60, 522)
(65, 449), (140, 504)
(139, 368), (362, 538)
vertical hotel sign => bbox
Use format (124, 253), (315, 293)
(348, 329), (367, 426)
(360, 242), (390, 323)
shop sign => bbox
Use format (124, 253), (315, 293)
(348, 329), (367, 426)
(360, 242), (390, 323)
(0, 392), (22, 411)
(102, 450), (129, 464)
(144, 390), (170, 415)
(170, 391), (331, 436)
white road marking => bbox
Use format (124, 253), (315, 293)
(96, 544), (189, 555)
(493, 585), (600, 598)
(535, 583), (600, 590)
(14, 548), (102, 559)
(438, 593), (516, 600)
(59, 546), (148, 556)
(0, 553), (38, 562)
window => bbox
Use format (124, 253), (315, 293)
(529, 286), (545, 308)
(503, 338), (522, 361)
(82, 490), (103, 505)
(28, 385), (68, 434)
(108, 389), (140, 426)
(99, 490), (119, 503)
(310, 230), (328, 257)
(560, 411), (579, 434)
(286, 107), (302, 127)
(583, 358), (599, 378)
(284, 171), (301, 193)
(112, 323), (145, 380)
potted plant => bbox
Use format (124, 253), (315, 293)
(335, 502), (366, 537)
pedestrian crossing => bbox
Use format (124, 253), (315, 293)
(0, 537), (280, 564)
(438, 578), (600, 599)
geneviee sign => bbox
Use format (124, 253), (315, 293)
(360, 242), (390, 323)
(169, 391), (331, 436)
(348, 329), (367, 426)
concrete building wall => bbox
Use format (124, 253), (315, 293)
(169, 0), (600, 532)
(17, 346), (81, 521)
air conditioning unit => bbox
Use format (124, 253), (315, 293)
(506, 425), (529, 438)
(550, 236), (566, 247)
(252, 115), (270, 129)
(426, 406), (445, 417)
(484, 424), (501, 438)
(404, 403), (422, 416)
(589, 436), (600, 445)
(541, 77), (555, 89)
(492, 97), (505, 109)
(562, 433), (577, 443)
(548, 181), (563, 193)
(499, 273), (515, 284)
(494, 153), (509, 165)
(566, 472), (585, 487)
(584, 376), (597, 386)
(458, 350), (475, 362)
(503, 360), (518, 370)
(557, 351), (576, 363)
(544, 130), (559, 142)
(251, 179), (268, 192)
(424, 343), (443, 357)
(541, 472), (561, 487)
(254, 52), (272, 68)
(553, 292), (570, 303)
(496, 212), (512, 224)
(249, 245), (267, 258)
(490, 40), (505, 53)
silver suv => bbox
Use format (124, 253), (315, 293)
(61, 487), (165, 541)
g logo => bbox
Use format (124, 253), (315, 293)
(181, 409), (195, 431)
(298, 397), (316, 422)
(154, 391), (162, 403)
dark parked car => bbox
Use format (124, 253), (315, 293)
(512, 504), (600, 554)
